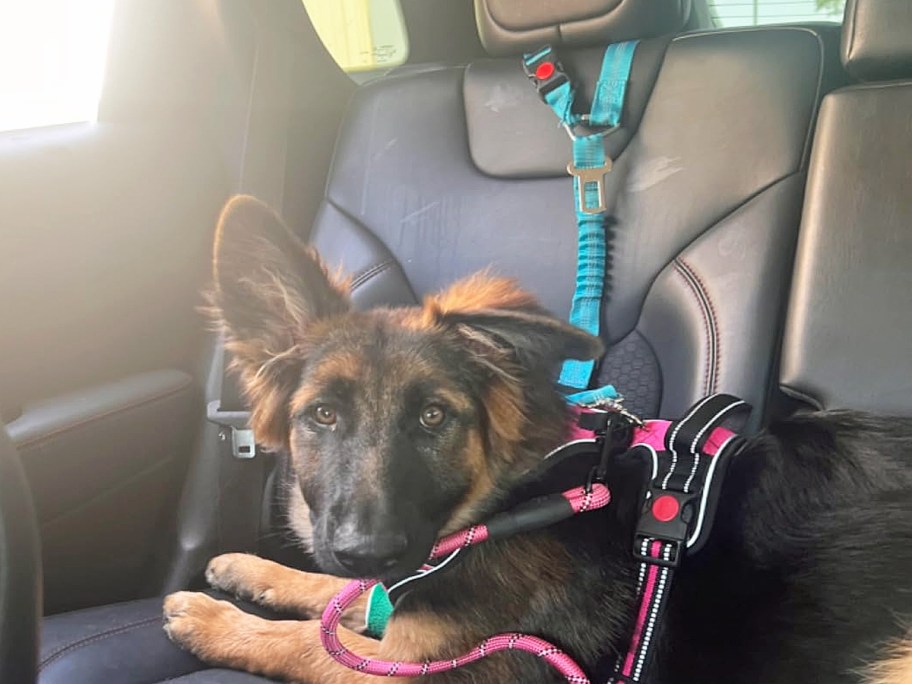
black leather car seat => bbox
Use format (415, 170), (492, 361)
(778, 0), (912, 415)
(37, 1), (844, 682)
(0, 427), (42, 684)
(310, 3), (841, 421)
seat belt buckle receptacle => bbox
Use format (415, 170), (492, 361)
(207, 400), (256, 459)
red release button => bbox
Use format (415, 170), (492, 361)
(652, 495), (680, 523)
(535, 62), (555, 80)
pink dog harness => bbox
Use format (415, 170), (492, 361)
(319, 393), (749, 683)
(602, 393), (747, 683)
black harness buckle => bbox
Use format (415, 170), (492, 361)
(630, 394), (752, 568)
(633, 488), (699, 568)
(522, 46), (570, 99)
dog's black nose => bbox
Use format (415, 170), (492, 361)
(331, 529), (409, 575)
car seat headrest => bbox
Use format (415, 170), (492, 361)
(474, 0), (691, 57)
(842, 0), (912, 82)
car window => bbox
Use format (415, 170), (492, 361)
(303, 0), (409, 74)
(0, 1), (115, 133)
(709, 0), (845, 27)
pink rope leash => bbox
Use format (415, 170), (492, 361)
(320, 484), (610, 682)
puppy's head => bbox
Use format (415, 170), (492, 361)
(210, 196), (602, 579)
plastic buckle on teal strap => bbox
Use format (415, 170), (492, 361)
(522, 46), (571, 101)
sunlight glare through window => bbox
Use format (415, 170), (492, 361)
(0, 0), (115, 133)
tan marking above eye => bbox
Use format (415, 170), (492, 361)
(420, 404), (447, 429)
(312, 404), (337, 426)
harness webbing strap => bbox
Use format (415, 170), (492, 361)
(665, 393), (747, 465)
(607, 540), (676, 684)
(523, 41), (638, 402)
(608, 394), (749, 683)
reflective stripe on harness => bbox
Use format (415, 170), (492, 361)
(522, 42), (638, 404)
(604, 393), (750, 683)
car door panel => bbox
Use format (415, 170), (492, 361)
(7, 369), (198, 613)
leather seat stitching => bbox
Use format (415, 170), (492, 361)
(351, 259), (395, 292)
(678, 260), (721, 393)
(15, 379), (194, 451)
(39, 615), (163, 671)
(631, 172), (802, 345)
(673, 259), (719, 395)
(672, 260), (712, 394)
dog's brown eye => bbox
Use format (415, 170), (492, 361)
(312, 404), (337, 427)
(420, 404), (446, 429)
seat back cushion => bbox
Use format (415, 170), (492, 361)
(780, 0), (912, 414)
(311, 26), (838, 419)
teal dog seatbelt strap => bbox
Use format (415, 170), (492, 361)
(522, 42), (638, 406)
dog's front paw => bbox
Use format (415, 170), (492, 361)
(163, 591), (251, 664)
(206, 553), (279, 605)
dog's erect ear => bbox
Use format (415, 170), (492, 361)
(212, 195), (349, 342)
(210, 195), (350, 446)
(426, 273), (603, 372)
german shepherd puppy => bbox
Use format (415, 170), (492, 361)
(164, 196), (912, 684)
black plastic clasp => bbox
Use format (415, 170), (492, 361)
(581, 411), (634, 488)
(633, 487), (699, 568)
(523, 45), (570, 99)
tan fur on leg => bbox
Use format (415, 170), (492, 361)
(865, 637), (912, 684)
(206, 553), (367, 630)
(164, 591), (407, 684)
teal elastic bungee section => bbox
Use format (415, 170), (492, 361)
(559, 131), (610, 390)
(523, 41), (638, 403)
